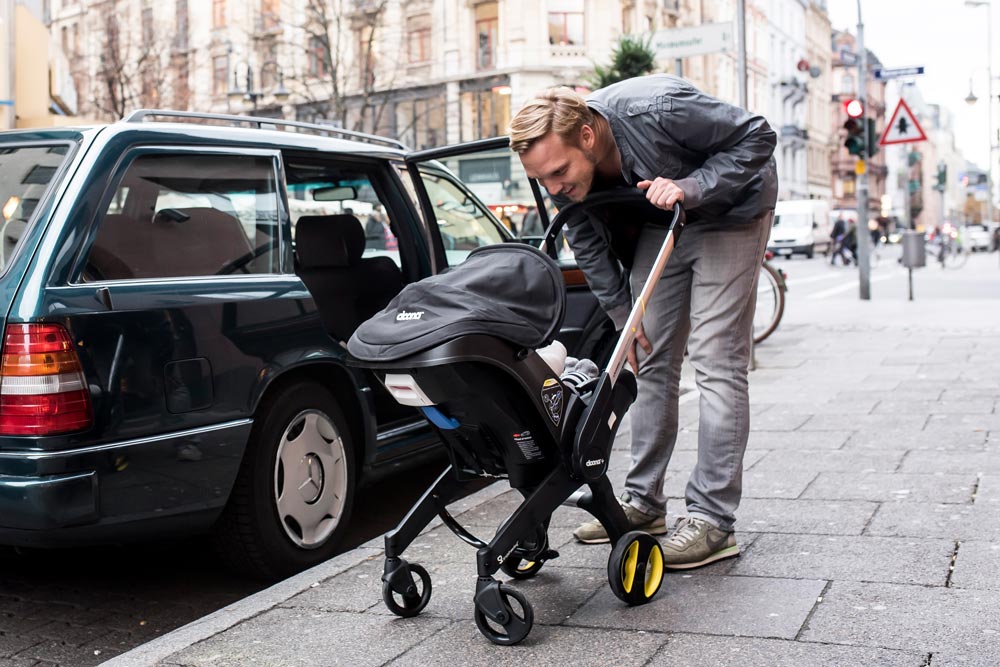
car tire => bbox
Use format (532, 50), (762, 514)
(805, 244), (814, 260)
(212, 381), (356, 580)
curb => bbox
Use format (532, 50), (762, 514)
(100, 478), (511, 667)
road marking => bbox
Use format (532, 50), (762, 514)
(808, 270), (905, 299)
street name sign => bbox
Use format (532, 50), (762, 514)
(873, 66), (925, 80)
(879, 98), (927, 146)
(649, 22), (734, 60)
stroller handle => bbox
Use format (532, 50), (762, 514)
(538, 188), (683, 258)
(538, 189), (684, 386)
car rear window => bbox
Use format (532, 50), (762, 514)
(0, 144), (69, 271)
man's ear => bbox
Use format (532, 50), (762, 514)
(579, 123), (595, 149)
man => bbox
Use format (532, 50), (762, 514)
(509, 75), (777, 569)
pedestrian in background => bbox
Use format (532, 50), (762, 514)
(509, 74), (777, 569)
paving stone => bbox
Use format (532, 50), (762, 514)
(738, 498), (877, 535)
(802, 581), (1000, 655)
(729, 533), (954, 586)
(843, 430), (986, 451)
(665, 469), (816, 500)
(949, 541), (1000, 591)
(932, 649), (1000, 667)
(899, 451), (1000, 474)
(0, 634), (37, 660)
(750, 449), (906, 473)
(924, 413), (1000, 433)
(646, 634), (925, 667)
(567, 575), (825, 639)
(746, 430), (852, 451)
(744, 411), (812, 431)
(167, 607), (451, 667)
(802, 399), (879, 415)
(282, 560), (388, 614)
(385, 622), (666, 666)
(865, 502), (1000, 540)
(839, 389), (944, 402)
(799, 414), (929, 432)
(801, 472), (976, 503)
(875, 399), (996, 415)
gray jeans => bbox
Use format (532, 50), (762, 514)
(623, 212), (772, 532)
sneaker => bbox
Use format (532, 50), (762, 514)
(573, 493), (668, 544)
(661, 516), (739, 570)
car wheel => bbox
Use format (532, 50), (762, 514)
(805, 244), (814, 260)
(213, 381), (356, 580)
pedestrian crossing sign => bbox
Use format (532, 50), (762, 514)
(879, 98), (926, 146)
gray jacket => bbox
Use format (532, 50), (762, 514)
(559, 74), (778, 329)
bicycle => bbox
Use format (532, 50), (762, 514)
(753, 251), (787, 344)
(937, 234), (968, 269)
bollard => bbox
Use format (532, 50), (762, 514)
(900, 230), (926, 301)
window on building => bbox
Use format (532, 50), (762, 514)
(356, 26), (376, 89)
(85, 153), (281, 280)
(407, 13), (431, 64)
(175, 0), (189, 51)
(213, 0), (226, 28)
(61, 26), (69, 52)
(260, 0), (279, 31)
(141, 3), (153, 45)
(395, 97), (445, 150)
(460, 87), (511, 142)
(70, 23), (78, 53)
(213, 55), (229, 96)
(309, 36), (330, 78)
(621, 3), (634, 34)
(475, 2), (498, 70)
(258, 40), (278, 89)
(173, 56), (190, 109)
(548, 0), (584, 46)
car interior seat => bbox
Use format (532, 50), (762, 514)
(295, 214), (404, 341)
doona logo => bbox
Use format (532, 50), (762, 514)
(585, 458), (605, 467)
(395, 311), (424, 322)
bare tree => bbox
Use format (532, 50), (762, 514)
(280, 0), (404, 134)
(84, 0), (171, 120)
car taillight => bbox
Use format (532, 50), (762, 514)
(0, 323), (93, 435)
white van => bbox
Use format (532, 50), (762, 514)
(767, 199), (833, 258)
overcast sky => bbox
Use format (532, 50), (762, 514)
(827, 0), (997, 170)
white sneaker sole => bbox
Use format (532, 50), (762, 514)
(664, 544), (740, 570)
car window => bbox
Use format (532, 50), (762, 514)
(84, 153), (280, 281)
(285, 162), (401, 267)
(0, 144), (70, 273)
(417, 170), (505, 265)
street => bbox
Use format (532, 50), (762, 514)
(768, 243), (1000, 323)
(0, 460), (463, 667)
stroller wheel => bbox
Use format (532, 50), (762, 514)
(500, 556), (544, 580)
(382, 562), (432, 617)
(608, 531), (664, 606)
(473, 583), (533, 646)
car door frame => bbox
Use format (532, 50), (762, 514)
(404, 137), (617, 363)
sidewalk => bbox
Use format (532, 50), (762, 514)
(105, 298), (1000, 667)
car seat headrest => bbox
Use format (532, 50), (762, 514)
(297, 214), (365, 268)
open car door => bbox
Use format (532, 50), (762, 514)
(403, 137), (617, 364)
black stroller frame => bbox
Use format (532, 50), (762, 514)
(353, 193), (685, 645)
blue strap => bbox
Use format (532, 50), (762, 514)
(420, 406), (461, 430)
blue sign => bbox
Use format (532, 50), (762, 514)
(873, 67), (925, 80)
(0, 100), (14, 107)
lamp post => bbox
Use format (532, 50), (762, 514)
(228, 60), (291, 112)
(965, 0), (995, 232)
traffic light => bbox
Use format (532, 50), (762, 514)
(935, 163), (947, 191)
(843, 98), (865, 157)
(866, 117), (879, 158)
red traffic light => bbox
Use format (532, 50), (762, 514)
(845, 99), (864, 118)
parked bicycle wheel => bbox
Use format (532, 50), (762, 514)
(753, 261), (785, 344)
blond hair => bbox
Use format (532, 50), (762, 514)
(509, 87), (595, 154)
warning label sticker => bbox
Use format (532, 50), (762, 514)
(513, 431), (543, 460)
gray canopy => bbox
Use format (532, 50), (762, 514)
(347, 244), (565, 362)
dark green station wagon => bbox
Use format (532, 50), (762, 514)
(0, 111), (614, 579)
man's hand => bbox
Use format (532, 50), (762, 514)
(627, 321), (653, 374)
(637, 177), (685, 210)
